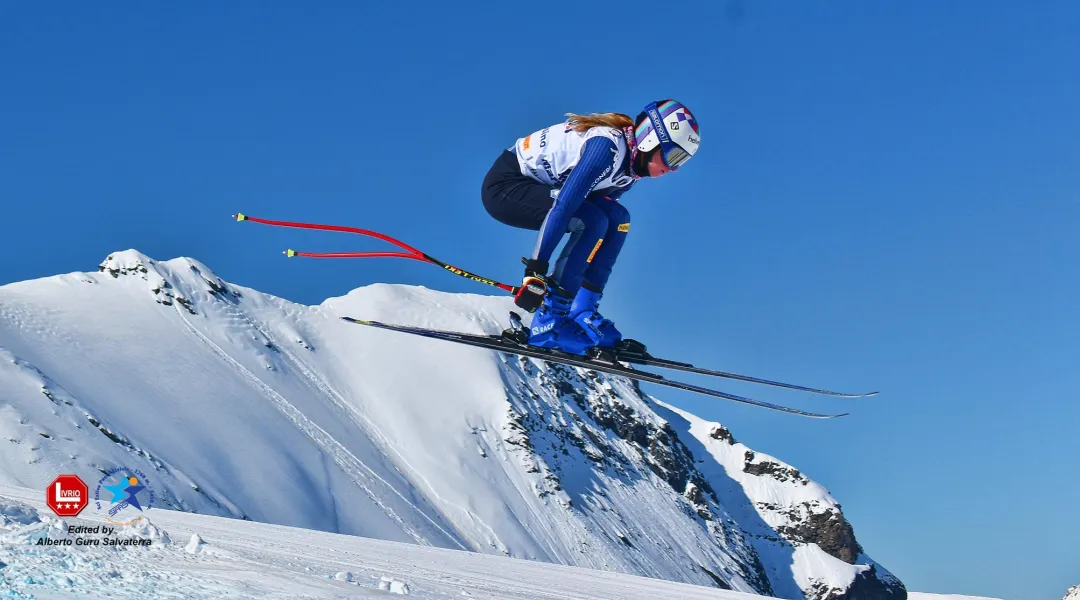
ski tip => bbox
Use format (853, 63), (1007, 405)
(340, 316), (373, 325)
(807, 412), (850, 419)
(284, 249), (296, 258)
(234, 212), (247, 222)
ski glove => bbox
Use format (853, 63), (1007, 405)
(514, 258), (548, 313)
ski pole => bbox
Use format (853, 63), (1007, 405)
(232, 213), (519, 294)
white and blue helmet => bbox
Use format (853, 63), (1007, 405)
(634, 99), (701, 169)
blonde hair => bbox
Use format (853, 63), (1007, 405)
(565, 112), (635, 133)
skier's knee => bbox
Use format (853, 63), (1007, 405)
(596, 202), (630, 237)
(604, 201), (630, 227)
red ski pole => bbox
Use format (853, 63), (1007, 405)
(232, 213), (519, 295)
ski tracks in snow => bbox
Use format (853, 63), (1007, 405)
(249, 304), (475, 550)
(169, 300), (457, 548)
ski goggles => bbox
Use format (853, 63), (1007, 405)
(662, 146), (691, 169)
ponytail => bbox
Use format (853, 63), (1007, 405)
(565, 112), (635, 133)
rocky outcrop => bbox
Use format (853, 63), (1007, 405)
(806, 563), (906, 600)
(708, 424), (736, 444)
(500, 359), (776, 594)
(97, 251), (241, 315)
(744, 450), (809, 485)
(775, 503), (862, 564)
(654, 402), (907, 600)
(507, 358), (907, 599)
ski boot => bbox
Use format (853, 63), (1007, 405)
(528, 290), (596, 355)
(570, 287), (630, 350)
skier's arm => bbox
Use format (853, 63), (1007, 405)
(531, 136), (619, 264)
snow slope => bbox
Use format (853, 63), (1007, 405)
(0, 482), (763, 599)
(0, 250), (905, 599)
(908, 594), (1002, 600)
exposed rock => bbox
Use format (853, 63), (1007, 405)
(743, 450), (808, 484)
(189, 263), (240, 299)
(683, 482), (712, 520)
(776, 503), (862, 564)
(708, 424), (736, 444)
(585, 396), (650, 447)
(536, 364), (772, 593)
(699, 564), (733, 590)
(98, 252), (152, 278)
(806, 563), (906, 600)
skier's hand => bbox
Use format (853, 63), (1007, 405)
(514, 258), (548, 313)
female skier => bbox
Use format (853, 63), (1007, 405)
(481, 99), (700, 355)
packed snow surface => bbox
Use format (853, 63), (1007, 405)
(0, 483), (760, 599)
(908, 594), (1003, 600)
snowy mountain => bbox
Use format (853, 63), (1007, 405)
(0, 250), (905, 600)
(1064, 586), (1080, 600)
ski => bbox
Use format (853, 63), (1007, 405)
(341, 317), (849, 419)
(609, 349), (876, 398)
(501, 311), (874, 399)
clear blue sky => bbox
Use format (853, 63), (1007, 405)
(2, 3), (1077, 599)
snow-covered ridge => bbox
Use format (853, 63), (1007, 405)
(0, 250), (905, 599)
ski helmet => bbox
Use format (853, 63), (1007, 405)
(634, 100), (700, 169)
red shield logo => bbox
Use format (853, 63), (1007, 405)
(46, 474), (88, 517)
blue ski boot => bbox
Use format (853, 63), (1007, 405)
(528, 291), (595, 355)
(570, 287), (623, 349)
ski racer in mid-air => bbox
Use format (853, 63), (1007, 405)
(480, 99), (701, 355)
(235, 104), (872, 417)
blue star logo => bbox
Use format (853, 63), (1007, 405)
(104, 475), (147, 511)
